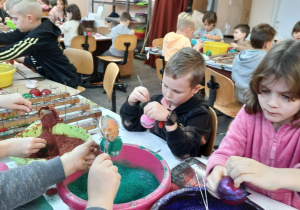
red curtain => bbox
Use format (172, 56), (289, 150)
(145, 0), (189, 67)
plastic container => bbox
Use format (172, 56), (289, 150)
(151, 187), (259, 209)
(135, 13), (147, 23)
(57, 144), (171, 210)
(0, 63), (16, 88)
(5, 19), (17, 29)
(203, 42), (230, 56)
(135, 27), (146, 39)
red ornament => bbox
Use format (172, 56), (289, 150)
(41, 89), (52, 96)
(29, 88), (42, 97)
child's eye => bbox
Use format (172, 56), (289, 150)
(260, 89), (269, 94)
(282, 94), (291, 100)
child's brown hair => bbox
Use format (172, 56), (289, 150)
(202, 11), (217, 25)
(65, 4), (84, 35)
(250, 23), (276, 49)
(245, 39), (300, 126)
(292, 21), (300, 34)
(234, 24), (250, 38)
(120, 11), (131, 22)
(164, 47), (205, 88)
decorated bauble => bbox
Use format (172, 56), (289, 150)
(218, 176), (247, 205)
(140, 114), (155, 129)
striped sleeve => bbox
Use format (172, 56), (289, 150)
(0, 36), (39, 61)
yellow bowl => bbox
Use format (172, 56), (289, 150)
(203, 42), (230, 56)
(0, 63), (16, 88)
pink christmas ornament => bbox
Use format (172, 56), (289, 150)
(140, 114), (155, 128)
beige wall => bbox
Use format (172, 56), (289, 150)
(248, 0), (275, 28)
(68, 0), (88, 17)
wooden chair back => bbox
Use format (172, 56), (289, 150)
(152, 38), (163, 47)
(205, 67), (242, 117)
(155, 58), (167, 81)
(202, 107), (218, 157)
(42, 11), (49, 17)
(63, 48), (93, 75)
(70, 36), (97, 53)
(103, 63), (119, 102)
(114, 34), (137, 51)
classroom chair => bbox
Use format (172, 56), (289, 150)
(97, 34), (137, 92)
(201, 107), (218, 157)
(63, 48), (94, 92)
(103, 62), (120, 113)
(152, 38), (165, 81)
(205, 67), (242, 118)
(70, 35), (97, 53)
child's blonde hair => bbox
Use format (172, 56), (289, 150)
(245, 39), (300, 126)
(177, 12), (195, 31)
(6, 0), (42, 18)
(164, 47), (205, 88)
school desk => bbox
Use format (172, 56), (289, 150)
(0, 99), (297, 209)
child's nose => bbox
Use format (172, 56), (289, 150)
(267, 95), (279, 108)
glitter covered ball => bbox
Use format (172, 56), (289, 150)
(0, 163), (9, 172)
(100, 136), (123, 157)
(140, 114), (155, 128)
(218, 176), (247, 205)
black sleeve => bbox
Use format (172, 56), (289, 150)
(166, 107), (211, 159)
(0, 9), (10, 23)
(119, 99), (147, 132)
(0, 30), (41, 61)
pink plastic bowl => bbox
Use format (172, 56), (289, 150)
(57, 143), (171, 210)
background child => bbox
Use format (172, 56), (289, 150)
(120, 47), (211, 159)
(292, 21), (300, 40)
(0, 93), (120, 210)
(232, 23), (276, 103)
(91, 11), (133, 84)
(162, 12), (203, 62)
(230, 24), (252, 52)
(193, 11), (223, 42)
(57, 3), (84, 48)
(48, 0), (67, 23)
(0, 0), (78, 88)
(0, 0), (10, 23)
(39, 0), (51, 12)
(206, 39), (300, 209)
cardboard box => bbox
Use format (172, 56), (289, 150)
(216, 0), (252, 35)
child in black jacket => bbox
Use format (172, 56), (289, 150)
(120, 47), (211, 159)
(0, 0), (77, 88)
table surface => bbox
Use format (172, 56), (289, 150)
(0, 76), (296, 209)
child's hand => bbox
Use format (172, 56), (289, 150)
(206, 165), (227, 198)
(61, 140), (100, 177)
(204, 34), (211, 39)
(0, 17), (2, 22)
(128, 86), (150, 106)
(5, 17), (10, 21)
(55, 21), (63, 26)
(230, 43), (238, 48)
(143, 101), (169, 122)
(0, 93), (31, 115)
(86, 153), (121, 209)
(226, 156), (278, 190)
(195, 41), (204, 51)
(3, 137), (47, 158)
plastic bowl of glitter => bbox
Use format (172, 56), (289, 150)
(57, 143), (171, 210)
(151, 187), (262, 210)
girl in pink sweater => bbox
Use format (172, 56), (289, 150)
(48, 0), (67, 23)
(206, 39), (300, 209)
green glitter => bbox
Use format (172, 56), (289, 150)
(68, 173), (88, 200)
(100, 136), (123, 156)
(68, 163), (159, 204)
